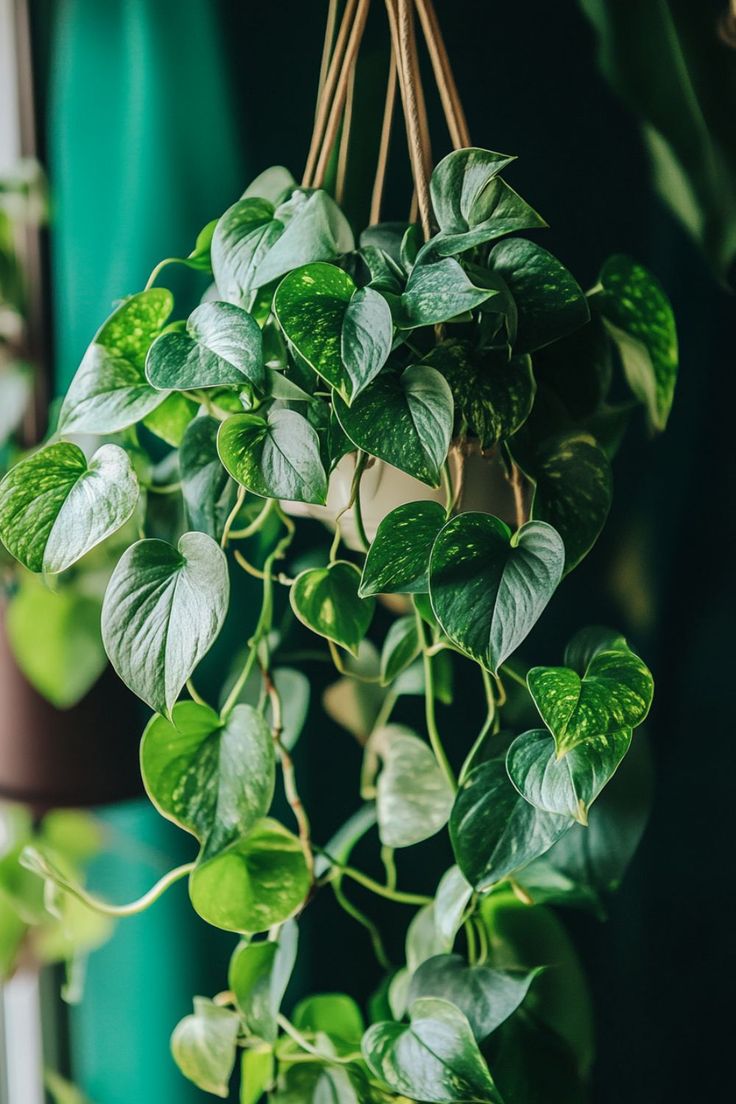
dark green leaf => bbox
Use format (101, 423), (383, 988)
(487, 238), (589, 353)
(101, 531), (229, 715)
(429, 147), (546, 256)
(371, 725), (455, 848)
(141, 701), (275, 858)
(59, 289), (172, 433)
(274, 262), (392, 403)
(0, 441), (138, 573)
(290, 561), (374, 656)
(591, 254), (677, 430)
(179, 415), (236, 539)
(429, 512), (564, 673)
(380, 615), (421, 684)
(532, 314), (612, 419)
(212, 191), (353, 305)
(189, 817), (310, 934)
(171, 996), (239, 1098)
(146, 301), (265, 392)
(506, 726), (631, 824)
(360, 500), (446, 596)
(408, 954), (540, 1042)
(217, 408), (327, 504)
(527, 629), (653, 756)
(525, 431), (612, 572)
(335, 365), (453, 487)
(398, 257), (500, 328)
(229, 920), (297, 1041)
(450, 760), (572, 890)
(426, 340), (535, 447)
(362, 997), (502, 1103)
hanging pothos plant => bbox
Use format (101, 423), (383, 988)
(0, 0), (677, 1100)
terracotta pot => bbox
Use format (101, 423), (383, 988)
(283, 442), (524, 550)
(0, 606), (142, 814)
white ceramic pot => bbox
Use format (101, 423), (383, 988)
(282, 443), (524, 550)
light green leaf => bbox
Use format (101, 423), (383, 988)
(243, 165), (296, 204)
(525, 431), (612, 572)
(189, 818), (310, 934)
(487, 238), (589, 353)
(101, 531), (229, 715)
(142, 392), (198, 446)
(292, 993), (365, 1046)
(360, 500), (446, 596)
(141, 701), (275, 858)
(5, 575), (106, 709)
(212, 190), (353, 305)
(229, 920), (297, 1042)
(591, 254), (677, 430)
(426, 340), (535, 447)
(0, 442), (138, 573)
(371, 725), (455, 848)
(335, 365), (453, 487)
(171, 996), (239, 1098)
(218, 407), (327, 504)
(274, 262), (392, 402)
(362, 996), (502, 1103)
(290, 561), (374, 656)
(434, 866), (473, 946)
(223, 665), (310, 751)
(506, 726), (631, 825)
(59, 289), (173, 433)
(527, 629), (653, 756)
(398, 257), (500, 328)
(429, 147), (546, 256)
(240, 1046), (275, 1104)
(408, 954), (540, 1042)
(179, 415), (236, 539)
(429, 512), (564, 673)
(146, 301), (265, 392)
(380, 615), (421, 684)
(450, 760), (572, 890)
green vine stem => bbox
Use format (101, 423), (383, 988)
(413, 601), (457, 792)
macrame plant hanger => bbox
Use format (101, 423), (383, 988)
(302, 0), (471, 241)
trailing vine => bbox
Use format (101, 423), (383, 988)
(0, 2), (677, 1101)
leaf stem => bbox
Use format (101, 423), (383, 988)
(459, 665), (496, 786)
(276, 1015), (361, 1066)
(499, 662), (528, 690)
(335, 863), (432, 906)
(413, 601), (457, 792)
(144, 257), (176, 290)
(186, 678), (207, 707)
(228, 497), (277, 540)
(381, 846), (397, 891)
(331, 878), (391, 969)
(442, 458), (454, 517)
(220, 485), (246, 548)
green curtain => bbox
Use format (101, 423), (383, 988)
(46, 1), (247, 1099)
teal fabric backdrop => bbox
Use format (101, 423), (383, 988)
(46, 1), (247, 1100)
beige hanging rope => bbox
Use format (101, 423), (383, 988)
(415, 0), (470, 149)
(370, 53), (397, 224)
(387, 0), (433, 238)
(303, 0), (358, 187)
(335, 65), (356, 205)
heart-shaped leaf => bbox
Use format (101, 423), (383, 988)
(179, 415), (236, 540)
(146, 301), (264, 392)
(217, 407), (327, 504)
(335, 365), (453, 487)
(408, 954), (540, 1042)
(59, 289), (173, 434)
(533, 314), (613, 419)
(101, 531), (229, 715)
(143, 392), (198, 446)
(141, 701), (275, 858)
(527, 629), (653, 756)
(380, 615), (421, 684)
(0, 441), (138, 573)
(290, 561), (374, 656)
(427, 340), (535, 447)
(397, 257), (500, 328)
(506, 726), (632, 825)
(228, 920), (297, 1042)
(429, 148), (546, 257)
(524, 432), (612, 572)
(590, 254), (677, 431)
(434, 866), (473, 946)
(292, 993), (365, 1046)
(362, 997), (502, 1103)
(243, 165), (296, 204)
(371, 725), (455, 848)
(450, 759), (572, 890)
(274, 261), (392, 402)
(189, 817), (310, 934)
(429, 512), (565, 673)
(360, 500), (447, 596)
(487, 238), (589, 353)
(171, 997), (239, 1098)
(212, 190), (353, 304)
